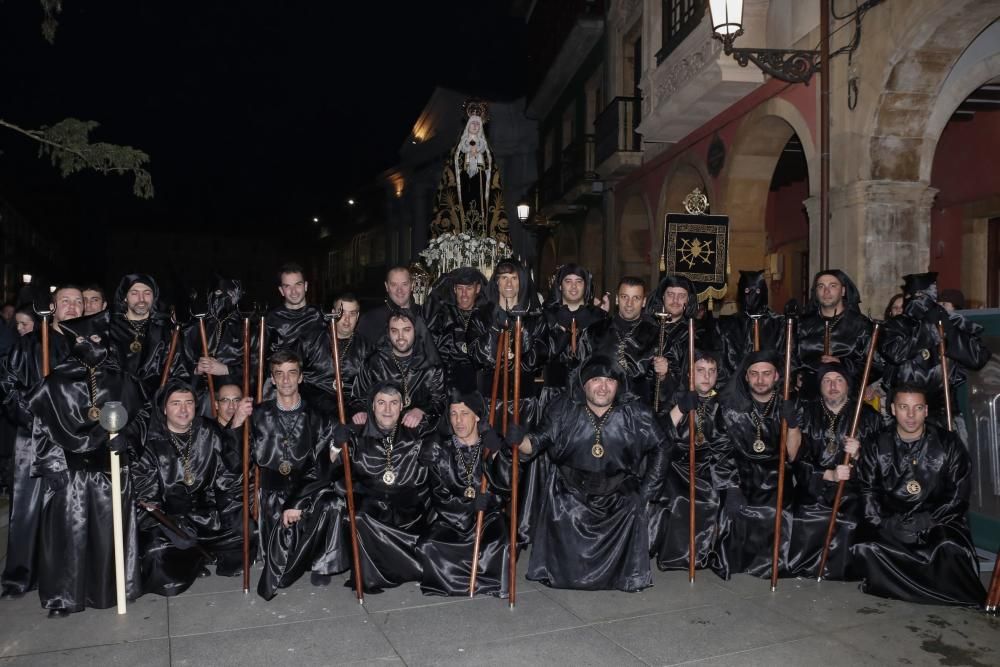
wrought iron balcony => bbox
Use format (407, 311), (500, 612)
(595, 96), (643, 179)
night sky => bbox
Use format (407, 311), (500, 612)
(0, 1), (526, 280)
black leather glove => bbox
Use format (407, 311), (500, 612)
(333, 422), (351, 445)
(780, 400), (799, 429)
(108, 433), (128, 454)
(495, 309), (510, 330)
(503, 424), (527, 451)
(675, 391), (699, 413)
(724, 487), (746, 514)
(44, 471), (70, 493)
(473, 491), (491, 513)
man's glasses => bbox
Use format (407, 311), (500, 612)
(217, 397), (242, 405)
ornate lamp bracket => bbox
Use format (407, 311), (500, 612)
(713, 29), (820, 84)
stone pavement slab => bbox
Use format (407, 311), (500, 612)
(0, 638), (170, 667)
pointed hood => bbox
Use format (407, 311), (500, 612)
(738, 270), (769, 316)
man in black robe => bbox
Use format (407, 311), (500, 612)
(424, 268), (488, 393)
(243, 350), (340, 594)
(508, 356), (668, 592)
(356, 265), (421, 346)
(646, 274), (706, 415)
(718, 350), (801, 577)
(29, 317), (147, 616)
(351, 310), (445, 431)
(649, 350), (737, 578)
(180, 277), (251, 417)
(330, 293), (372, 405)
(715, 270), (786, 389)
(796, 269), (878, 396)
(416, 388), (510, 597)
(852, 384), (985, 606)
(337, 381), (430, 593)
(787, 364), (880, 579)
(578, 276), (659, 405)
(541, 264), (606, 394)
(263, 262), (334, 407)
(879, 272), (991, 436)
(132, 380), (245, 597)
(0, 285), (82, 598)
(109, 273), (178, 397)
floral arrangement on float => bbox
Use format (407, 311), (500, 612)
(418, 231), (511, 281)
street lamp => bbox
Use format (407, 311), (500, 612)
(516, 200), (530, 223)
(22, 273), (32, 284)
(517, 190), (560, 284)
(708, 0), (820, 84)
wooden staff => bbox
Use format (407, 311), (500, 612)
(509, 315), (522, 609)
(253, 316), (265, 521)
(159, 325), (181, 388)
(771, 318), (794, 591)
(138, 502), (214, 561)
(331, 319), (364, 604)
(823, 320), (831, 356)
(653, 311), (670, 412)
(197, 318), (218, 418)
(570, 318), (578, 356)
(986, 550), (1000, 612)
(488, 331), (506, 427)
(41, 315), (50, 377)
(501, 327), (510, 436)
(816, 322), (880, 581)
(240, 317), (251, 593)
(468, 448), (492, 598)
(752, 316), (761, 352)
(937, 321), (953, 430)
(687, 318), (697, 583)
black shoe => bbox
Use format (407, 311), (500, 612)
(48, 608), (71, 619)
(196, 566), (212, 578)
(216, 565), (243, 578)
(1, 589), (25, 600)
(310, 572), (332, 587)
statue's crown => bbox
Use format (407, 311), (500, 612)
(463, 98), (489, 122)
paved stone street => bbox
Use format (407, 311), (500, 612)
(1, 507), (997, 667)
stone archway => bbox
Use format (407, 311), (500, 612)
(619, 191), (654, 286)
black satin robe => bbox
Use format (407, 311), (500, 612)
(415, 433), (511, 597)
(132, 419), (243, 596)
(542, 303), (606, 390)
(796, 310), (879, 396)
(251, 399), (342, 598)
(109, 312), (179, 397)
(715, 311), (786, 389)
(525, 396), (668, 592)
(851, 425), (985, 606)
(356, 300), (420, 347)
(0, 328), (71, 596)
(425, 303), (485, 393)
(345, 423), (429, 592)
(331, 333), (372, 406)
(350, 347), (445, 428)
(648, 394), (736, 577)
(879, 297), (991, 423)
(719, 394), (797, 577)
(578, 316), (659, 404)
(28, 358), (147, 612)
(649, 317), (712, 415)
(788, 401), (881, 580)
(177, 315), (254, 417)
(264, 305), (335, 405)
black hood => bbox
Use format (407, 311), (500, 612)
(485, 258), (538, 312)
(205, 277), (245, 319)
(426, 267), (488, 311)
(901, 272), (938, 298)
(377, 306), (442, 367)
(569, 354), (629, 405)
(113, 273), (161, 315)
(738, 270), (769, 316)
(815, 362), (856, 397)
(807, 269), (862, 313)
(719, 349), (783, 410)
(59, 310), (114, 369)
(150, 377), (199, 437)
(361, 379), (405, 438)
(647, 274), (698, 319)
(545, 263), (594, 307)
(436, 387), (490, 437)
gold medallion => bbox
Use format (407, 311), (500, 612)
(130, 340), (142, 354)
(184, 472), (195, 487)
(464, 486), (476, 499)
(591, 443), (605, 458)
(382, 469), (397, 485)
(825, 440), (838, 456)
(507, 350), (515, 361)
(460, 342), (468, 354)
(695, 432), (705, 446)
(753, 439), (766, 453)
(88, 406), (101, 422)
(919, 348), (930, 361)
(278, 460), (292, 476)
(906, 480), (921, 495)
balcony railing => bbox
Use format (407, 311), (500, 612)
(596, 97), (642, 166)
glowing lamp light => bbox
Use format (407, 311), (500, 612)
(516, 201), (530, 223)
(709, 0), (744, 36)
(22, 273), (32, 284)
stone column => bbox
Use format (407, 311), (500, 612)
(806, 181), (938, 314)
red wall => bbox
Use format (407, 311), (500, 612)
(930, 110), (1000, 290)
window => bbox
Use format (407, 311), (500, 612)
(656, 0), (706, 65)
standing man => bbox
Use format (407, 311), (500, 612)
(351, 311), (444, 431)
(718, 351), (801, 577)
(715, 270), (786, 389)
(424, 268), (488, 393)
(852, 384), (985, 606)
(214, 383), (244, 428)
(647, 274), (704, 414)
(81, 284), (107, 316)
(542, 264), (606, 394)
(508, 356), (668, 592)
(788, 364), (880, 579)
(109, 273), (177, 396)
(0, 285), (83, 598)
(578, 277), (659, 405)
(796, 270), (878, 396)
(330, 292), (373, 404)
(357, 265), (420, 346)
(264, 262), (333, 406)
